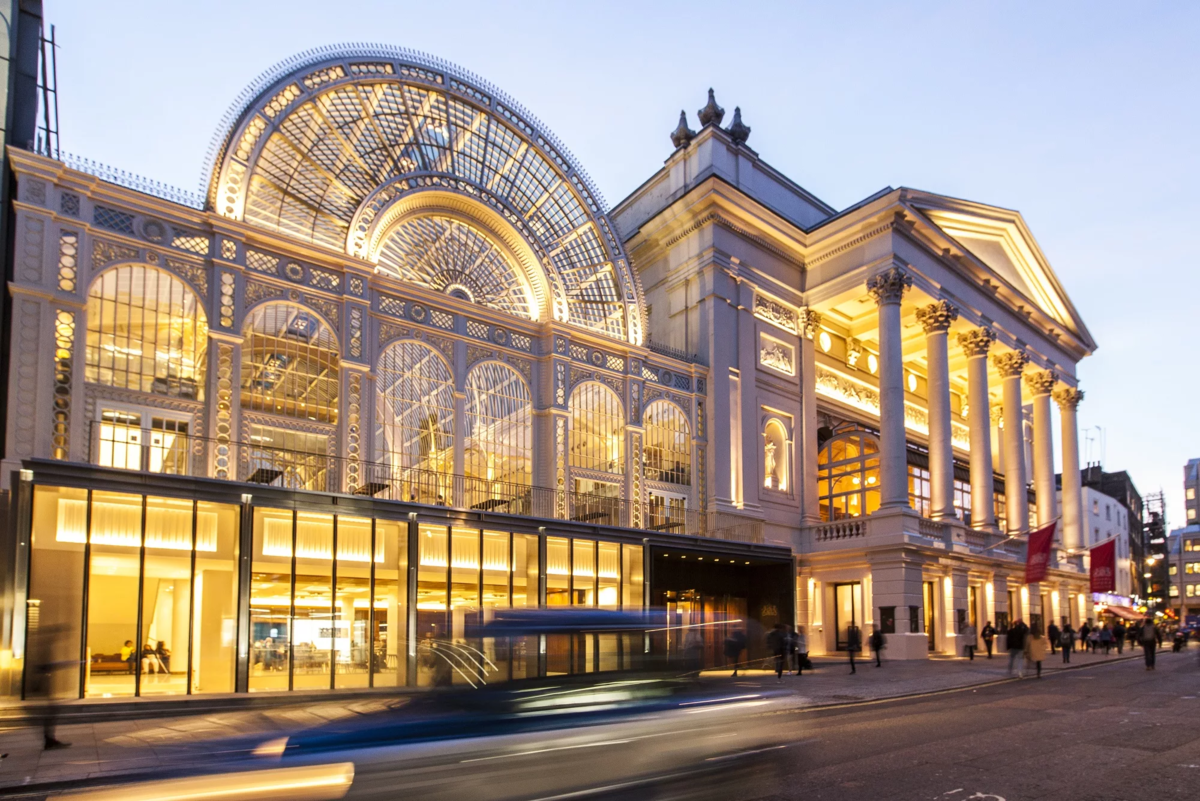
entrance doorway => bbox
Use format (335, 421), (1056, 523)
(834, 582), (862, 651)
(923, 581), (936, 652)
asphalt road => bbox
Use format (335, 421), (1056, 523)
(739, 647), (1200, 801)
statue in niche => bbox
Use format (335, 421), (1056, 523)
(764, 440), (778, 490)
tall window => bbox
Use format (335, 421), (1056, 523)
(643, 401), (691, 485)
(86, 265), (208, 399)
(908, 465), (931, 517)
(377, 340), (455, 481)
(464, 361), (532, 497)
(818, 430), (880, 521)
(241, 303), (339, 424)
(569, 382), (625, 474)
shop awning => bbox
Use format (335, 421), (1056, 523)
(1100, 605), (1144, 621)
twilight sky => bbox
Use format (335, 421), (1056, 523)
(49, 1), (1200, 524)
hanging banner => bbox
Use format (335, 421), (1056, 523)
(1024, 521), (1057, 584)
(1090, 538), (1117, 594)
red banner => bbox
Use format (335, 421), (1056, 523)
(1024, 521), (1057, 584)
(1090, 538), (1117, 594)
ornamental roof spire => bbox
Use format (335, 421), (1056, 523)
(670, 110), (696, 149)
(697, 88), (725, 127)
(727, 106), (751, 146)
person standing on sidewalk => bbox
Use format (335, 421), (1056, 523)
(767, 623), (787, 681)
(962, 621), (977, 661)
(1060, 623), (1075, 663)
(724, 628), (747, 677)
(1100, 624), (1113, 655)
(1047, 621), (1060, 655)
(981, 621), (996, 659)
(1139, 618), (1159, 670)
(795, 626), (809, 675)
(1079, 622), (1091, 652)
(1007, 618), (1028, 677)
(847, 625), (862, 674)
(1024, 628), (1047, 678)
(869, 624), (886, 667)
(1113, 621), (1127, 654)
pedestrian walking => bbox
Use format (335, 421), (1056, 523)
(724, 628), (747, 677)
(1025, 629), (1047, 678)
(1060, 623), (1075, 663)
(768, 623), (787, 681)
(869, 625), (886, 667)
(1113, 621), (1126, 654)
(1006, 618), (1028, 677)
(1047, 621), (1060, 655)
(981, 621), (996, 659)
(795, 626), (810, 675)
(1173, 629), (1186, 653)
(847, 625), (862, 675)
(1088, 627), (1101, 653)
(787, 625), (800, 673)
(1139, 618), (1159, 670)
(962, 622), (977, 661)
(1079, 622), (1091, 652)
(1100, 624), (1113, 655)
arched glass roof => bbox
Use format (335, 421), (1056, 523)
(207, 44), (644, 344)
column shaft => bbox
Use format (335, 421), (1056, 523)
(1028, 372), (1058, 527)
(959, 329), (996, 531)
(1054, 387), (1085, 553)
(917, 301), (957, 519)
(868, 267), (912, 509)
(996, 352), (1029, 534)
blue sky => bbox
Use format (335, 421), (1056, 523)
(50, 1), (1200, 522)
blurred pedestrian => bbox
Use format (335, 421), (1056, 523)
(1113, 621), (1127, 654)
(847, 625), (861, 675)
(981, 621), (996, 659)
(724, 628), (747, 677)
(1079, 622), (1091, 652)
(1024, 629), (1047, 678)
(1100, 624), (1113, 655)
(869, 624), (886, 667)
(1087, 626), (1100, 653)
(795, 625), (810, 675)
(1060, 623), (1075, 663)
(961, 621), (977, 661)
(787, 625), (800, 674)
(767, 623), (787, 681)
(1139, 618), (1159, 671)
(1047, 621), (1060, 655)
(1007, 618), (1028, 678)
(1173, 629), (1185, 653)
(27, 624), (73, 750)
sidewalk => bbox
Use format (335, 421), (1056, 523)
(0, 645), (1158, 792)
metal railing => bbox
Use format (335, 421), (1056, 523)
(86, 422), (761, 544)
(62, 151), (206, 210)
(645, 339), (706, 366)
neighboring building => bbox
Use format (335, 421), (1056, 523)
(1184, 458), (1199, 523)
(1078, 485), (1134, 602)
(0, 41), (1097, 703)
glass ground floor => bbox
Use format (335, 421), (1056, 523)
(11, 464), (791, 700)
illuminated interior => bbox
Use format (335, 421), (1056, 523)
(241, 302), (340, 424)
(643, 400), (691, 486)
(375, 339), (455, 499)
(818, 429), (881, 521)
(568, 382), (625, 474)
(463, 361), (532, 504)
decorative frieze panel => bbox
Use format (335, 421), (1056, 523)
(378, 321), (412, 349)
(60, 192), (81, 218)
(164, 257), (209, 297)
(466, 346), (533, 386)
(220, 238), (238, 260)
(378, 294), (406, 318)
(92, 238), (138, 271)
(305, 295), (341, 328)
(309, 267), (341, 292)
(245, 278), (286, 307)
(643, 386), (692, 419)
(246, 248), (280, 275)
(758, 331), (795, 376)
(754, 293), (799, 334)
(94, 205), (135, 235)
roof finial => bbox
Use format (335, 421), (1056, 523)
(698, 88), (725, 127)
(727, 106), (751, 146)
(670, 110), (696, 149)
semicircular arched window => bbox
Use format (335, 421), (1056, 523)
(569, 382), (625, 475)
(240, 303), (340, 424)
(643, 401), (691, 486)
(376, 215), (534, 319)
(817, 429), (881, 521)
(85, 264), (208, 399)
(464, 361), (532, 505)
(376, 340), (455, 490)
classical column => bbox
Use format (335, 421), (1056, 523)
(799, 308), (822, 524)
(1053, 386), (1085, 554)
(867, 266), (912, 510)
(958, 328), (997, 531)
(994, 351), (1030, 535)
(916, 301), (958, 520)
(1026, 371), (1058, 527)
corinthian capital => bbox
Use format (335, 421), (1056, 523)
(800, 308), (822, 340)
(992, 351), (1029, 378)
(1025, 370), (1057, 396)
(957, 327), (995, 358)
(915, 300), (958, 334)
(866, 266), (911, 306)
(1052, 385), (1084, 411)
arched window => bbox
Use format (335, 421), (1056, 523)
(643, 401), (690, 486)
(569, 382), (625, 474)
(818, 429), (881, 521)
(85, 265), (208, 399)
(464, 361), (532, 498)
(376, 340), (455, 482)
(763, 419), (790, 492)
(241, 303), (339, 424)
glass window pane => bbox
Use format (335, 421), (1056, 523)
(241, 303), (339, 424)
(643, 401), (691, 485)
(622, 544), (643, 610)
(569, 383), (625, 474)
(27, 486), (86, 700)
(192, 502), (238, 694)
(139, 496), (193, 695)
(376, 341), (454, 502)
(292, 513), (333, 690)
(250, 508), (293, 692)
(85, 491), (143, 698)
(416, 524), (449, 687)
(464, 363), (533, 509)
(546, 536), (570, 607)
(372, 520), (407, 688)
(510, 534), (539, 680)
(335, 516), (372, 688)
(450, 528), (481, 687)
(573, 539), (596, 607)
(598, 542), (620, 610)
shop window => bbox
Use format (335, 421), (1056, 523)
(241, 303), (339, 424)
(643, 400), (691, 485)
(817, 429), (879, 521)
(464, 361), (532, 508)
(763, 419), (789, 492)
(569, 382), (625, 474)
(85, 264), (207, 400)
(376, 340), (455, 501)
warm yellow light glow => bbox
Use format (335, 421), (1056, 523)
(56, 499), (218, 551)
(818, 331), (832, 353)
(55, 762), (354, 801)
(867, 354), (878, 374)
(907, 373), (918, 393)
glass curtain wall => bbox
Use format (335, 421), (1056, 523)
(25, 486), (238, 699)
(376, 341), (455, 503)
(463, 362), (532, 511)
